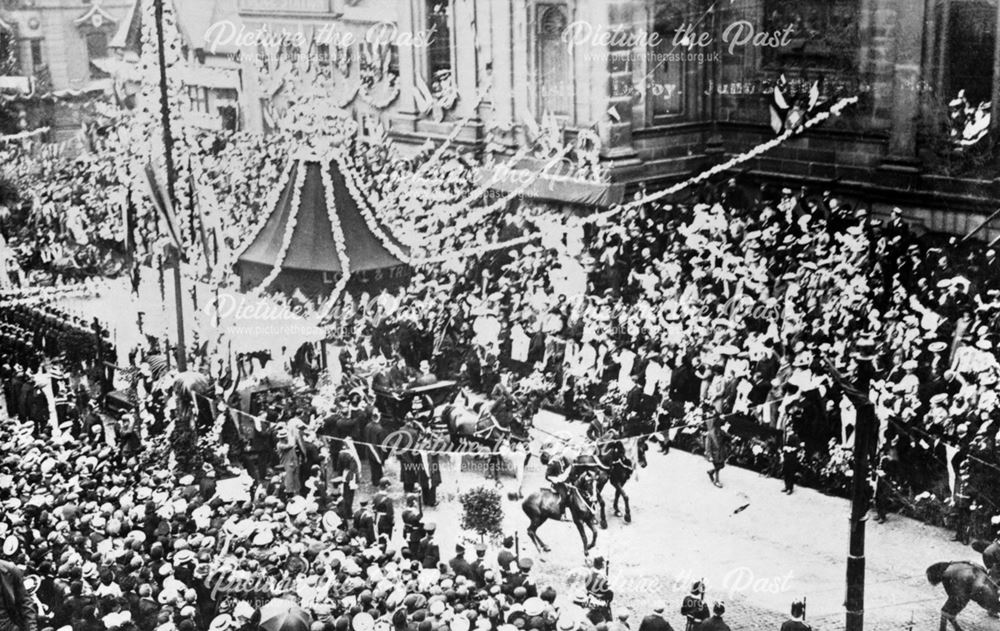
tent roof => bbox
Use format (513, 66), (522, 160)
(238, 156), (409, 275)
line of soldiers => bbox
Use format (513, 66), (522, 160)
(678, 583), (809, 631)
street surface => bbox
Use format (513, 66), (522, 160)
(390, 410), (997, 631)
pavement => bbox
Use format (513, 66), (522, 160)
(395, 410), (997, 631)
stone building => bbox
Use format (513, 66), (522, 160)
(110, 0), (243, 131)
(231, 0), (1000, 241)
(0, 0), (132, 138)
(0, 0), (132, 92)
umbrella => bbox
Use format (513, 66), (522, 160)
(258, 599), (312, 631)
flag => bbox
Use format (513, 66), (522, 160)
(140, 161), (184, 254)
(344, 436), (363, 470)
(121, 184), (136, 266)
(188, 158), (214, 272)
(808, 80), (820, 111)
(769, 104), (785, 134)
(414, 75), (434, 114)
(518, 102), (540, 139)
(541, 109), (560, 141)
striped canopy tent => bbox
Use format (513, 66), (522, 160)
(236, 153), (411, 300)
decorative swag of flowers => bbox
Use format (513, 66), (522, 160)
(331, 149), (411, 265)
(321, 157), (352, 306)
(136, 0), (195, 245)
(213, 159), (295, 288)
(252, 160), (307, 295)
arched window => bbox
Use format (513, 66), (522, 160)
(536, 4), (571, 118)
(650, 4), (684, 119)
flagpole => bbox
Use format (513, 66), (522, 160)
(154, 0), (187, 372)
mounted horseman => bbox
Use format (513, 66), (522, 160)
(594, 438), (635, 526)
(522, 443), (601, 555)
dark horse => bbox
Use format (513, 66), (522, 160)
(927, 561), (1000, 631)
(522, 477), (599, 556)
(971, 540), (1000, 578)
(441, 401), (533, 497)
(593, 441), (634, 528)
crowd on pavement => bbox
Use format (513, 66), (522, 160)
(3, 103), (1000, 631)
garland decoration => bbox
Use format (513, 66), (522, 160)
(409, 145), (534, 233)
(376, 86), (490, 217)
(252, 159), (307, 295)
(440, 144), (575, 237)
(331, 149), (411, 264)
(321, 157), (352, 306)
(411, 96), (860, 266)
(211, 157), (295, 288)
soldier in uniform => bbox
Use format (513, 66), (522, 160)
(448, 543), (475, 581)
(471, 543), (489, 586)
(503, 557), (537, 598)
(544, 446), (604, 519)
(781, 432), (802, 495)
(372, 478), (394, 540)
(418, 522), (440, 569)
(362, 411), (388, 485)
(335, 442), (362, 520)
(780, 600), (810, 631)
(695, 602), (729, 631)
(401, 493), (423, 552)
(681, 582), (709, 631)
(497, 536), (517, 575)
(951, 425), (972, 545)
(352, 500), (376, 545)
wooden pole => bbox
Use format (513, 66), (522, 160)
(154, 0), (187, 372)
(845, 379), (875, 631)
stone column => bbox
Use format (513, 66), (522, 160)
(596, 0), (641, 175)
(390, 0), (420, 133)
(452, 0), (480, 117)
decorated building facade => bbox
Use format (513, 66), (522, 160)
(0, 0), (132, 93)
(0, 0), (132, 138)
(236, 0), (1000, 240)
(110, 0), (243, 131)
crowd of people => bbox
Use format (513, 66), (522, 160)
(333, 154), (1000, 541)
(3, 90), (1000, 630)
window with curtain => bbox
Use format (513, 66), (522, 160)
(649, 3), (685, 119)
(537, 3), (572, 118)
(426, 0), (452, 96)
(945, 0), (995, 105)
